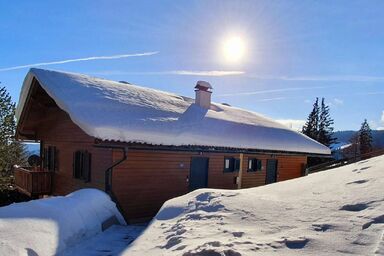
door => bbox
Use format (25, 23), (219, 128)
(189, 157), (209, 191)
(265, 159), (278, 184)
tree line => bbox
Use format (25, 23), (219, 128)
(0, 85), (27, 179)
(302, 97), (373, 158)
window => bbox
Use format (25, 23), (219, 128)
(73, 150), (91, 182)
(43, 146), (57, 171)
(234, 158), (240, 171)
(224, 157), (240, 172)
(248, 158), (262, 172)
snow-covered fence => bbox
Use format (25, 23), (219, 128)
(307, 148), (384, 174)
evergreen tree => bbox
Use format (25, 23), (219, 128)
(359, 119), (373, 155)
(318, 98), (337, 147)
(302, 97), (319, 140)
(0, 85), (27, 176)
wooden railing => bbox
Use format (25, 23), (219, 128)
(13, 166), (52, 197)
(306, 148), (384, 174)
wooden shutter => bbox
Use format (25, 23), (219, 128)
(73, 151), (82, 178)
(257, 159), (262, 171)
(43, 147), (49, 170)
(48, 146), (56, 172)
(82, 151), (91, 182)
(234, 158), (240, 171)
(54, 147), (59, 172)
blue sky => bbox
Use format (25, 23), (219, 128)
(1, 1), (383, 131)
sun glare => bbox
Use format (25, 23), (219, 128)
(222, 36), (246, 63)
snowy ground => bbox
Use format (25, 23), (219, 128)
(124, 155), (384, 255)
(1, 156), (383, 255)
(0, 189), (126, 255)
(60, 224), (145, 256)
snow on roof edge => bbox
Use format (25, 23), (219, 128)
(16, 68), (331, 155)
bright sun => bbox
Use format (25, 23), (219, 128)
(222, 36), (246, 63)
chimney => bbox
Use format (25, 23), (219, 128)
(195, 81), (212, 109)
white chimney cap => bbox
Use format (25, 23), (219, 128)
(195, 81), (212, 90)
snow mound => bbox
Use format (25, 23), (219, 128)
(0, 189), (125, 255)
(125, 155), (384, 255)
(16, 68), (330, 155)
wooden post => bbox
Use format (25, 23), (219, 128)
(237, 153), (244, 189)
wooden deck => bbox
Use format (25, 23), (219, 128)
(13, 166), (52, 197)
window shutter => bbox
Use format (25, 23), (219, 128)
(48, 146), (56, 172)
(82, 151), (91, 182)
(234, 158), (240, 171)
(43, 148), (48, 170)
(257, 159), (262, 170)
(229, 158), (235, 171)
(73, 151), (82, 178)
(54, 147), (59, 172)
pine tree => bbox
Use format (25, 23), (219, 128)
(359, 119), (373, 155)
(302, 97), (319, 140)
(318, 98), (337, 147)
(0, 85), (27, 176)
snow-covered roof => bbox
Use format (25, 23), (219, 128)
(16, 68), (330, 155)
(330, 142), (352, 151)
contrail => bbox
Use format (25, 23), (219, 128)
(91, 70), (244, 77)
(0, 51), (159, 72)
(217, 86), (327, 97)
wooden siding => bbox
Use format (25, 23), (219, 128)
(241, 154), (269, 189)
(112, 151), (306, 221)
(19, 82), (308, 222)
(276, 155), (307, 182)
(241, 154), (307, 188)
(24, 85), (113, 195)
(112, 151), (241, 221)
(36, 109), (113, 195)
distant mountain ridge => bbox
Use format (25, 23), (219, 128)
(334, 130), (384, 149)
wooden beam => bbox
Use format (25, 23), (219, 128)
(237, 153), (244, 189)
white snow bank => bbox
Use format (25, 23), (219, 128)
(0, 189), (125, 256)
(61, 224), (145, 256)
(16, 68), (330, 155)
(125, 155), (384, 255)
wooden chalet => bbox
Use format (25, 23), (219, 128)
(15, 69), (330, 222)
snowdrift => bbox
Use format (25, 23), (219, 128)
(125, 155), (384, 255)
(0, 189), (125, 255)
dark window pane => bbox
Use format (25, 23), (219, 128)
(234, 158), (240, 171)
(257, 159), (262, 170)
(73, 150), (91, 182)
(224, 157), (235, 172)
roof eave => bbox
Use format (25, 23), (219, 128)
(94, 139), (331, 157)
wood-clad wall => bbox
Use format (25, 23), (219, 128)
(112, 150), (307, 221)
(241, 154), (269, 189)
(276, 155), (307, 182)
(241, 154), (307, 188)
(37, 109), (113, 195)
(23, 82), (308, 222)
(112, 151), (240, 221)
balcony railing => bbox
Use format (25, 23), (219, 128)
(13, 166), (52, 197)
